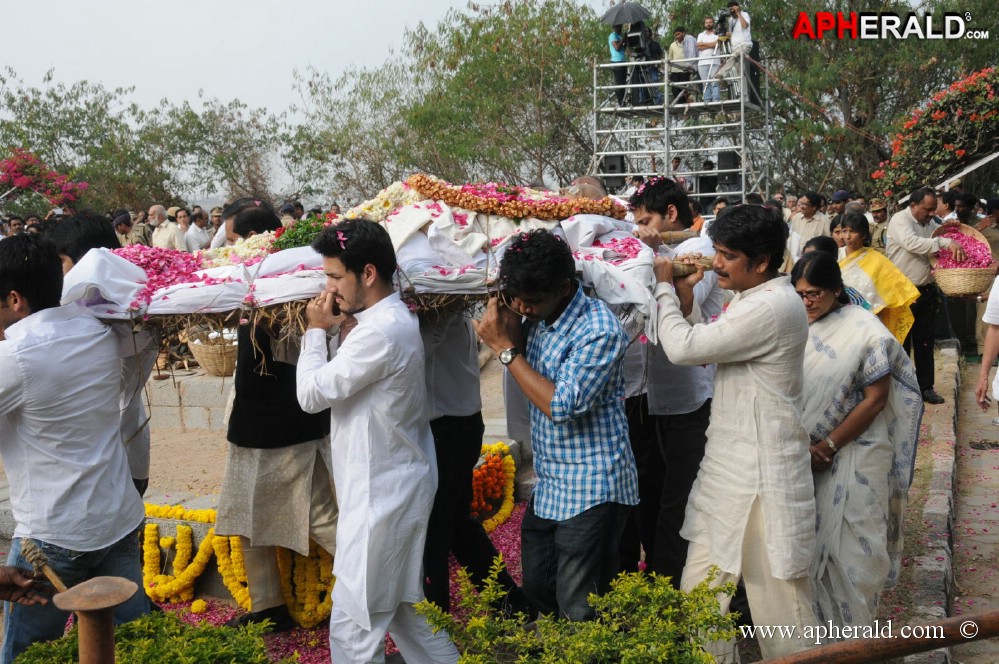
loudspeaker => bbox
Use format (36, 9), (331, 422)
(718, 151), (740, 186)
(601, 155), (627, 191)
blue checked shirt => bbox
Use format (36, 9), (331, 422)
(525, 285), (639, 521)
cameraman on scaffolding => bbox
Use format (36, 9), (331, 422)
(713, 1), (752, 98)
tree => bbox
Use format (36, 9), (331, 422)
(654, 0), (998, 194)
(0, 68), (178, 213)
(403, 0), (606, 185)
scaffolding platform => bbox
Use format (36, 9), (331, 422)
(592, 50), (771, 207)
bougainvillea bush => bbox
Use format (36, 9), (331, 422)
(0, 147), (88, 207)
(871, 67), (998, 199)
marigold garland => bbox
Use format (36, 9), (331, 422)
(276, 542), (335, 628)
(213, 535), (252, 611)
(470, 442), (517, 533)
(142, 522), (216, 603)
(406, 173), (627, 221)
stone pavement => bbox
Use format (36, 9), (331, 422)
(950, 358), (999, 664)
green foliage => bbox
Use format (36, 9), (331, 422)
(417, 556), (737, 663)
(15, 610), (297, 663)
(271, 215), (330, 251)
(872, 67), (999, 198)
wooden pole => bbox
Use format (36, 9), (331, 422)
(53, 576), (138, 664)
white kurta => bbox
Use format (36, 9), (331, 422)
(656, 275), (816, 579)
(297, 292), (437, 631)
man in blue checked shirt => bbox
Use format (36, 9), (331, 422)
(474, 229), (639, 621)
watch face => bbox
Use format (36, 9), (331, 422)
(500, 349), (515, 364)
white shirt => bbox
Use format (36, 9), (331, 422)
(210, 223), (229, 249)
(696, 30), (720, 67)
(885, 208), (953, 286)
(297, 292), (437, 630)
(655, 276), (815, 579)
(729, 10), (752, 49)
(0, 303), (144, 550)
(151, 220), (186, 251)
(647, 236), (722, 415)
(421, 313), (482, 420)
(185, 224), (212, 253)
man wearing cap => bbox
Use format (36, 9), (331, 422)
(828, 190), (850, 217)
(113, 212), (140, 247)
(886, 186), (965, 404)
(150, 204), (186, 252)
(869, 198), (889, 253)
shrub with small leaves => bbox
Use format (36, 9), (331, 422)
(15, 610), (297, 664)
(417, 556), (737, 663)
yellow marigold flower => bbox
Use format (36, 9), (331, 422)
(191, 599), (208, 614)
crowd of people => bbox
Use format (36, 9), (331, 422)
(0, 199), (336, 251)
(1, 173), (998, 662)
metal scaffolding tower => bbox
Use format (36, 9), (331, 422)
(592, 47), (770, 210)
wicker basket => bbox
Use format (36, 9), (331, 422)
(930, 223), (996, 296)
(188, 331), (237, 377)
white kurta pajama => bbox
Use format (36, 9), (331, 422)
(655, 275), (817, 661)
(297, 292), (457, 664)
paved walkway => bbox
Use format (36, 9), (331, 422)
(951, 359), (999, 663)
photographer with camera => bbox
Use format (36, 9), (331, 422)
(609, 24), (628, 104)
(713, 1), (752, 98)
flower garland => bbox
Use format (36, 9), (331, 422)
(198, 232), (277, 268)
(213, 535), (252, 611)
(344, 181), (427, 222)
(406, 173), (627, 221)
(142, 522), (217, 603)
(0, 148), (88, 206)
(470, 442), (517, 533)
(275, 542), (335, 628)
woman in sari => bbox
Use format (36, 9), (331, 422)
(835, 212), (920, 344)
(791, 252), (923, 634)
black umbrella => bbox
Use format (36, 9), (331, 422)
(600, 2), (652, 26)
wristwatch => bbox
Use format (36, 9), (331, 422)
(499, 347), (521, 366)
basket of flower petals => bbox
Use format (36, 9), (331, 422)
(931, 223), (996, 296)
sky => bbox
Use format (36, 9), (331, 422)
(2, 0), (609, 114)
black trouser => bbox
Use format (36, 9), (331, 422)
(904, 284), (939, 391)
(618, 395), (711, 586)
(613, 64), (628, 104)
(619, 394), (662, 573)
(422, 412), (523, 613)
(669, 71), (692, 102)
(946, 293), (978, 354)
(649, 399), (711, 587)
